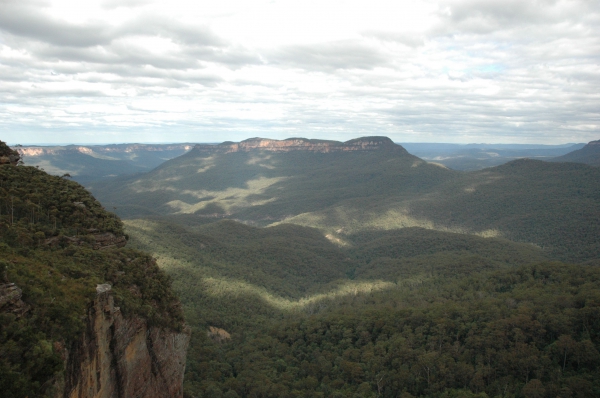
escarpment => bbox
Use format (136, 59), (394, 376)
(16, 143), (195, 158)
(0, 140), (21, 165)
(0, 147), (189, 398)
(64, 284), (190, 398)
(192, 136), (407, 154)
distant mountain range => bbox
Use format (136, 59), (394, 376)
(17, 143), (194, 184)
(17, 140), (597, 186)
(89, 136), (600, 263)
(550, 139), (600, 167)
(402, 142), (586, 170)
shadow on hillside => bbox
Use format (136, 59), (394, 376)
(94, 149), (457, 223)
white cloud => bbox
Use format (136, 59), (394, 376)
(0, 0), (598, 144)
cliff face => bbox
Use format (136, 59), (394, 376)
(63, 284), (190, 398)
(0, 282), (29, 316)
(588, 140), (600, 146)
(0, 141), (21, 165)
(17, 144), (195, 158)
(192, 136), (407, 154)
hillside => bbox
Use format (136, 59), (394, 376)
(18, 143), (194, 185)
(91, 137), (600, 263)
(0, 140), (188, 398)
(90, 136), (456, 220)
(551, 139), (600, 167)
(402, 142), (584, 171)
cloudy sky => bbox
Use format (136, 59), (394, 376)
(0, 0), (598, 144)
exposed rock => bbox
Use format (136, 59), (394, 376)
(96, 283), (112, 294)
(0, 140), (21, 165)
(64, 286), (190, 398)
(207, 326), (231, 343)
(192, 136), (407, 155)
(44, 233), (127, 250)
(92, 233), (127, 250)
(0, 282), (29, 316)
(17, 144), (195, 158)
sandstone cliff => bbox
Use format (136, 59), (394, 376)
(63, 284), (190, 398)
(1, 157), (189, 397)
(17, 143), (195, 158)
(192, 136), (407, 154)
(0, 140), (21, 165)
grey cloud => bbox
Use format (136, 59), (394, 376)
(0, 7), (261, 72)
(0, 1), (112, 47)
(101, 0), (151, 9)
(0, 2), (225, 49)
(184, 45), (263, 67)
(116, 15), (225, 47)
(269, 41), (388, 71)
(361, 30), (424, 47)
(35, 42), (200, 69)
(95, 65), (224, 85)
(435, 0), (600, 35)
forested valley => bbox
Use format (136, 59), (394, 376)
(3, 137), (600, 397)
(104, 138), (600, 398)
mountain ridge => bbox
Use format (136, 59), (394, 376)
(551, 139), (600, 166)
(193, 136), (405, 154)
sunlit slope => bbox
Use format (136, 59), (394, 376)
(124, 218), (358, 300)
(285, 159), (600, 262)
(92, 139), (600, 262)
(124, 218), (548, 324)
(407, 159), (600, 261)
(91, 140), (457, 220)
(121, 217), (574, 397)
(346, 227), (548, 281)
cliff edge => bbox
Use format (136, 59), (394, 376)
(0, 144), (189, 398)
(192, 136), (407, 154)
(64, 284), (189, 398)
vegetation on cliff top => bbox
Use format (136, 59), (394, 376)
(0, 151), (184, 398)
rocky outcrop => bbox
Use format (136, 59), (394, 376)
(92, 233), (128, 250)
(0, 140), (21, 165)
(192, 136), (407, 154)
(0, 282), (29, 316)
(586, 140), (600, 148)
(207, 326), (231, 343)
(63, 284), (190, 398)
(44, 233), (127, 250)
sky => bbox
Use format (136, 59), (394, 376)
(0, 0), (599, 145)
